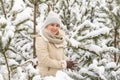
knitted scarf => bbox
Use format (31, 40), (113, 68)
(42, 29), (64, 47)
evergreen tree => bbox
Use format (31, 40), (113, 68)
(65, 0), (120, 80)
(100, 0), (120, 62)
(0, 16), (14, 80)
(0, 0), (38, 80)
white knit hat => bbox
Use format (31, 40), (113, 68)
(42, 11), (62, 28)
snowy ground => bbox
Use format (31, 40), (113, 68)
(33, 71), (73, 80)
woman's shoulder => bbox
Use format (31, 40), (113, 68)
(36, 34), (49, 43)
(36, 35), (45, 41)
(36, 35), (48, 46)
(35, 35), (42, 41)
(37, 30), (49, 42)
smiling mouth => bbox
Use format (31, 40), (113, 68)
(51, 30), (57, 32)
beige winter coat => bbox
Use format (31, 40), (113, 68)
(36, 30), (67, 77)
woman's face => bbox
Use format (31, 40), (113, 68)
(46, 23), (60, 35)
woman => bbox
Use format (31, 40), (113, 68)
(36, 11), (75, 77)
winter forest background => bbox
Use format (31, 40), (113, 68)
(0, 0), (120, 80)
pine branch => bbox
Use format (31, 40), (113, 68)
(15, 19), (29, 27)
(9, 47), (29, 60)
(19, 60), (34, 67)
(0, 37), (2, 51)
(2, 52), (11, 80)
(11, 59), (35, 75)
(0, 38), (12, 80)
(0, 0), (7, 18)
(8, 0), (14, 12)
(117, 56), (120, 65)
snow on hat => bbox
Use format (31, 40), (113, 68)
(42, 11), (62, 28)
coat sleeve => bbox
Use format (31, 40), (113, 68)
(36, 37), (63, 69)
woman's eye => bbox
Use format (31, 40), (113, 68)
(56, 24), (60, 27)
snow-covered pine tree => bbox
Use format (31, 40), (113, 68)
(65, 0), (120, 80)
(0, 0), (39, 80)
(48, 0), (105, 65)
(0, 0), (16, 80)
(0, 16), (15, 80)
(10, 0), (40, 80)
(100, 0), (120, 62)
(56, 0), (111, 66)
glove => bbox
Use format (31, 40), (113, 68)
(66, 60), (77, 70)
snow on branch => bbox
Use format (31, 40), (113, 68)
(68, 37), (102, 56)
(78, 27), (111, 41)
(71, 20), (91, 38)
(13, 7), (32, 26)
(102, 46), (119, 54)
(11, 0), (26, 12)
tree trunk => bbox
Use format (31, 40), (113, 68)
(33, 0), (38, 58)
(114, 27), (117, 62)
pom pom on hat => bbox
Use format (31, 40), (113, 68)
(42, 11), (62, 28)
